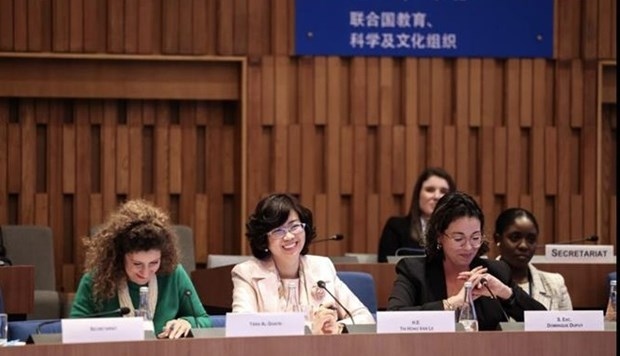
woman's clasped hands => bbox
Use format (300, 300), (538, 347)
(310, 303), (344, 335)
(457, 266), (513, 300)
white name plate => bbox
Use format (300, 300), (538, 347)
(544, 245), (614, 263)
(524, 310), (604, 331)
(376, 311), (455, 333)
(61, 317), (145, 344)
(225, 312), (305, 337)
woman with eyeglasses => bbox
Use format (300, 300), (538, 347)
(387, 191), (546, 330)
(232, 193), (375, 334)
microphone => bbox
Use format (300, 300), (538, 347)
(36, 307), (131, 334)
(312, 234), (344, 244)
(77, 307), (131, 319)
(535, 235), (599, 250)
(559, 235), (598, 244)
(552, 235), (598, 244)
(479, 278), (510, 322)
(317, 280), (355, 325)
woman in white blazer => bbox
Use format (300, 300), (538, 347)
(232, 193), (374, 334)
(494, 208), (572, 310)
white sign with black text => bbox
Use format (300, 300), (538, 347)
(544, 245), (614, 263)
(524, 310), (604, 331)
(376, 311), (456, 333)
(61, 317), (145, 344)
(225, 312), (305, 337)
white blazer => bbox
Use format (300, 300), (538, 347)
(529, 263), (573, 311)
(231, 255), (375, 324)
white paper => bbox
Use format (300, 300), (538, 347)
(376, 311), (456, 333)
(225, 312), (305, 337)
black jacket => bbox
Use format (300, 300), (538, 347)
(377, 216), (424, 262)
(387, 256), (547, 330)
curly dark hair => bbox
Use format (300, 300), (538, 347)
(83, 199), (180, 304)
(425, 191), (489, 261)
(407, 167), (456, 245)
(246, 193), (317, 259)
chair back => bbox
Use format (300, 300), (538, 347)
(2, 225), (56, 290)
(1, 225), (61, 319)
(344, 253), (378, 263)
(336, 271), (377, 314)
(172, 225), (196, 273)
(395, 247), (426, 256)
(206, 254), (251, 268)
(328, 255), (358, 263)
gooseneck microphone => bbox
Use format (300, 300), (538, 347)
(36, 307), (131, 334)
(317, 280), (355, 324)
(561, 235), (599, 244)
(79, 307), (131, 318)
(535, 235), (599, 250)
(479, 278), (510, 322)
(312, 234), (344, 244)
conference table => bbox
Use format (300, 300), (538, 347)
(192, 260), (616, 311)
(2, 329), (616, 355)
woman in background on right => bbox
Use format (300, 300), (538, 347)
(494, 208), (573, 310)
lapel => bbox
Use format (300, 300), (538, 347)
(426, 258), (448, 300)
(253, 259), (281, 312)
(528, 264), (552, 309)
(299, 256), (329, 305)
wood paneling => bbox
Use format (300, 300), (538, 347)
(0, 55), (241, 100)
(0, 0), (615, 293)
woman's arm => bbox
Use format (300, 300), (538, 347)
(70, 274), (98, 317)
(175, 266), (212, 328)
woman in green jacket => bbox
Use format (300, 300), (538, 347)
(70, 199), (211, 338)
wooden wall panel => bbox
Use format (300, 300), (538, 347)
(0, 0), (615, 292)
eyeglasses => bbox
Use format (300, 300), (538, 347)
(268, 222), (307, 239)
(443, 232), (484, 248)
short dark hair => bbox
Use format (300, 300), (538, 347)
(246, 193), (317, 260)
(493, 207), (539, 241)
(425, 191), (489, 260)
(408, 167), (456, 244)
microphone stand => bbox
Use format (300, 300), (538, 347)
(312, 234), (344, 244)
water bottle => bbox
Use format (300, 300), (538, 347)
(604, 280), (616, 322)
(136, 286), (151, 320)
(284, 281), (301, 312)
(458, 281), (479, 332)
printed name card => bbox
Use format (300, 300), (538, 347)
(225, 312), (305, 337)
(376, 311), (455, 333)
(524, 311), (604, 331)
(61, 317), (145, 344)
(544, 245), (614, 263)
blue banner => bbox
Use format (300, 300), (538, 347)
(295, 0), (553, 58)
